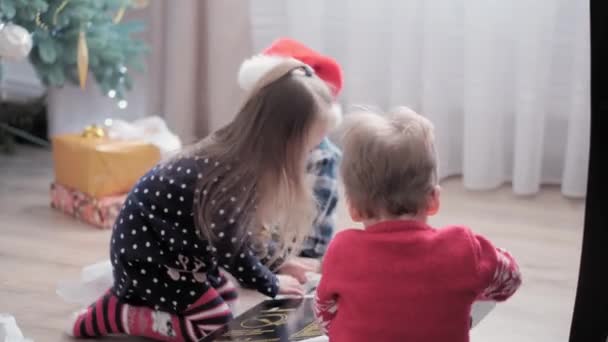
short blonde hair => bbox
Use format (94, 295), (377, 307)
(339, 107), (438, 218)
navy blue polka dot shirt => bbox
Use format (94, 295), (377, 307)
(109, 156), (278, 314)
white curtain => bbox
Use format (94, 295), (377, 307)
(248, 0), (590, 198)
(136, 0), (253, 144)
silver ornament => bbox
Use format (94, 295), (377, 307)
(0, 23), (33, 61)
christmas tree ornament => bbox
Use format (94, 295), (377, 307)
(52, 0), (70, 26)
(0, 22), (33, 61)
(77, 30), (89, 89)
(35, 12), (49, 31)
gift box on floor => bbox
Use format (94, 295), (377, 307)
(50, 182), (126, 229)
(201, 297), (325, 342)
(52, 128), (161, 198)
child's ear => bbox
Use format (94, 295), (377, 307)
(426, 185), (441, 216)
(347, 201), (364, 222)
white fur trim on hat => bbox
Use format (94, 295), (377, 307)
(328, 103), (343, 130)
(238, 54), (298, 91)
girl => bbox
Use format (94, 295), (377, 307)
(237, 38), (344, 260)
(67, 58), (338, 341)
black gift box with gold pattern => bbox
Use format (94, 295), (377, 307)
(201, 297), (323, 342)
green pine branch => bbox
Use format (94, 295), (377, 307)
(0, 0), (148, 100)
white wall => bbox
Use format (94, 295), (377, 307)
(0, 60), (45, 101)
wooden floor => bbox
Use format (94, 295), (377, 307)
(0, 147), (586, 341)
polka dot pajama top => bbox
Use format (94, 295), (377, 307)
(110, 156), (278, 314)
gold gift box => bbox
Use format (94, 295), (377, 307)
(52, 132), (161, 198)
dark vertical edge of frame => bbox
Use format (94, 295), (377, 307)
(570, 1), (608, 341)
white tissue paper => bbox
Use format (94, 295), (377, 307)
(300, 336), (329, 342)
(106, 116), (182, 157)
(56, 260), (114, 306)
(471, 300), (496, 328)
(304, 272), (321, 294)
(0, 314), (32, 342)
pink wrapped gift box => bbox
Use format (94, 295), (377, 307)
(50, 182), (126, 229)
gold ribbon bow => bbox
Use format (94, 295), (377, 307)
(81, 125), (106, 138)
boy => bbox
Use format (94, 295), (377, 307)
(314, 108), (522, 342)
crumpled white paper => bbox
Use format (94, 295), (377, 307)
(300, 336), (328, 342)
(304, 272), (321, 294)
(471, 300), (496, 328)
(106, 116), (182, 157)
(56, 260), (113, 306)
(0, 314), (33, 342)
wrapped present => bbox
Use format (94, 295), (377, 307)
(50, 182), (125, 229)
(52, 125), (161, 198)
(201, 297), (325, 341)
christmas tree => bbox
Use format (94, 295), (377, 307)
(0, 0), (148, 101)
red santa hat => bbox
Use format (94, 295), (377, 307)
(238, 38), (344, 127)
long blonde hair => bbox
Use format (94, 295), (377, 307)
(184, 62), (333, 267)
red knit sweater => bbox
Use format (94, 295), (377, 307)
(314, 220), (521, 342)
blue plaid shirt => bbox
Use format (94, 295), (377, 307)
(300, 137), (342, 258)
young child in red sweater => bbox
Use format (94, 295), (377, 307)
(314, 108), (522, 342)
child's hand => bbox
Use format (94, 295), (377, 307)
(277, 275), (305, 296)
(278, 257), (320, 284)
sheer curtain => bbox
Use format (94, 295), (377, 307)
(145, 0), (253, 144)
(248, 0), (590, 198)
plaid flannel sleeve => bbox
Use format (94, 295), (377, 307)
(300, 137), (342, 258)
